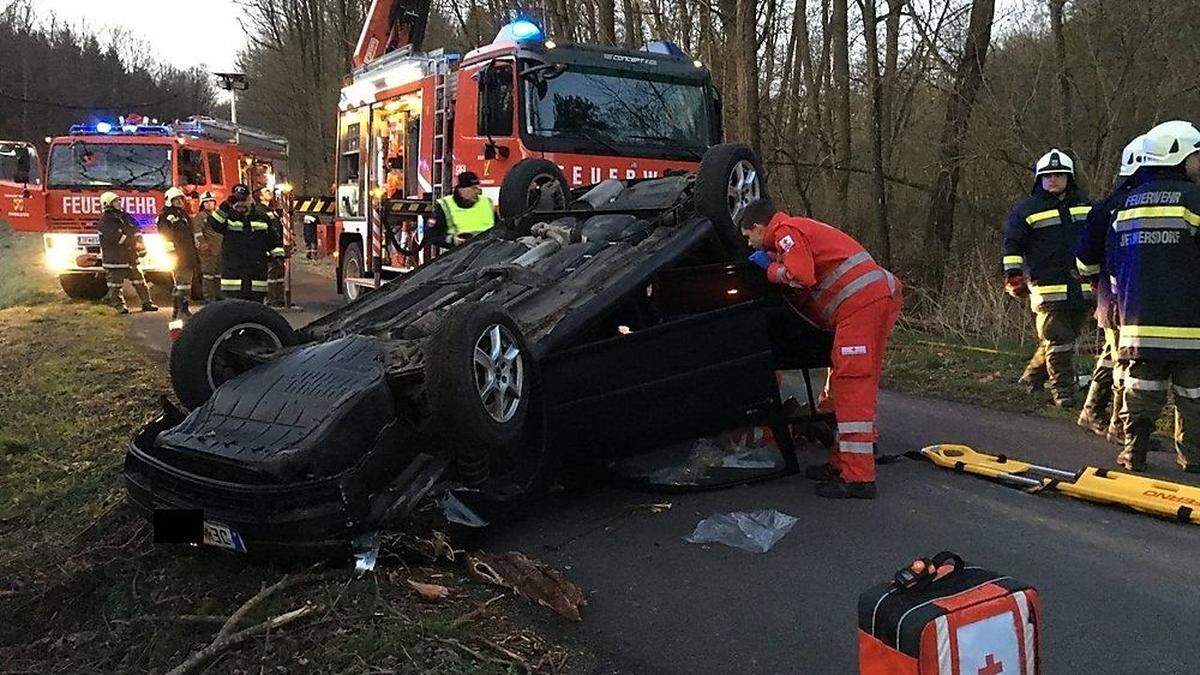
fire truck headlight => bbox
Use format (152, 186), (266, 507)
(43, 234), (77, 271)
(141, 233), (177, 271)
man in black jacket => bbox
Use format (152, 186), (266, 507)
(1002, 149), (1094, 407)
(209, 184), (279, 302)
(158, 186), (198, 318)
(97, 191), (157, 314)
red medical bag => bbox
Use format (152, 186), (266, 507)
(857, 552), (1040, 675)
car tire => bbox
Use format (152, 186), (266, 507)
(498, 159), (568, 233)
(59, 273), (108, 300)
(424, 302), (533, 484)
(695, 143), (767, 256)
(170, 300), (298, 409)
(340, 241), (364, 302)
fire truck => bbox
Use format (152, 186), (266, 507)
(331, 0), (728, 299)
(0, 117), (289, 299)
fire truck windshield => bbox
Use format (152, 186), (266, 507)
(523, 66), (713, 158)
(47, 142), (171, 189)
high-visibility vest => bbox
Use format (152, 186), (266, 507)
(438, 195), (495, 234)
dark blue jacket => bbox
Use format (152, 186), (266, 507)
(1078, 167), (1200, 361)
(1075, 176), (1137, 328)
(1002, 183), (1093, 310)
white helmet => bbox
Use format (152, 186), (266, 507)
(164, 186), (186, 202)
(99, 191), (120, 208)
(1119, 135), (1145, 177)
(1034, 149), (1075, 177)
(1139, 120), (1200, 168)
(199, 191), (217, 205)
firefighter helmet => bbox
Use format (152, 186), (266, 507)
(164, 186), (186, 202)
(1034, 149), (1075, 177)
(231, 183), (250, 200)
(100, 191), (120, 208)
(1139, 120), (1200, 168)
(198, 191), (217, 204)
(1119, 135), (1145, 177)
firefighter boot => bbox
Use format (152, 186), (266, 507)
(815, 479), (877, 499)
(1077, 379), (1110, 436)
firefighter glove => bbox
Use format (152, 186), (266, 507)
(1005, 275), (1029, 298)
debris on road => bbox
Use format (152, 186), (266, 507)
(685, 509), (799, 553)
(630, 502), (673, 514)
(441, 491), (490, 528)
(352, 531), (380, 572)
(621, 428), (786, 487)
(468, 551), (587, 621)
(407, 579), (454, 602)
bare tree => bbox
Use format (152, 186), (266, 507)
(1048, 0), (1071, 146)
(831, 0), (851, 220)
(860, 0), (892, 264)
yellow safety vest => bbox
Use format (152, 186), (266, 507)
(438, 195), (495, 234)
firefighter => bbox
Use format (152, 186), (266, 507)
(158, 186), (198, 319)
(1081, 121), (1200, 472)
(1075, 137), (1144, 441)
(96, 191), (157, 314)
(194, 191), (222, 301)
(209, 183), (276, 302)
(741, 199), (903, 499)
(1002, 149), (1093, 408)
(426, 171), (496, 249)
(302, 214), (319, 259)
(257, 187), (289, 307)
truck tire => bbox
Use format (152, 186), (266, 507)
(498, 159), (568, 232)
(340, 241), (364, 302)
(59, 273), (108, 301)
(170, 300), (298, 409)
(423, 302), (533, 484)
(695, 143), (766, 256)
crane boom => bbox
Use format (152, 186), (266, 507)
(352, 0), (432, 68)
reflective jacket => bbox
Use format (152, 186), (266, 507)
(437, 195), (494, 235)
(209, 199), (279, 287)
(762, 212), (898, 330)
(157, 205), (198, 269)
(1080, 168), (1200, 361)
(1002, 185), (1093, 310)
(97, 206), (141, 267)
(1075, 177), (1136, 328)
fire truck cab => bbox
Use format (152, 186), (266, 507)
(13, 117), (289, 300)
(333, 2), (723, 299)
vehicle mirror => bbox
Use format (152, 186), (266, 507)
(483, 143), (510, 160)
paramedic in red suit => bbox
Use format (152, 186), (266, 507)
(740, 199), (903, 499)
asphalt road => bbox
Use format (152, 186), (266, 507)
(483, 392), (1200, 675)
(124, 266), (343, 356)
(121, 272), (1199, 673)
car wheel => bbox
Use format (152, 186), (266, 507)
(341, 241), (364, 302)
(695, 143), (767, 256)
(59, 273), (108, 300)
(498, 159), (568, 233)
(169, 300), (298, 409)
(424, 302), (533, 484)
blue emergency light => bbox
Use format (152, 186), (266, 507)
(495, 19), (543, 44)
(642, 41), (687, 58)
(95, 121), (113, 134)
(68, 121), (172, 136)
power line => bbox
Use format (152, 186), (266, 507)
(0, 88), (181, 111)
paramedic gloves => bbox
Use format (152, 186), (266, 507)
(748, 251), (773, 270)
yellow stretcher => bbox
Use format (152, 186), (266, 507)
(921, 444), (1200, 525)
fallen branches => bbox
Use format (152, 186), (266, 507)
(467, 552), (586, 622)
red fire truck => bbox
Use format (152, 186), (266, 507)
(0, 117), (289, 299)
(332, 0), (730, 299)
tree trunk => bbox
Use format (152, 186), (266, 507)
(831, 0), (851, 223)
(861, 0), (891, 265)
(598, 0), (617, 44)
(1048, 0), (1071, 147)
(736, 0), (761, 156)
(923, 0), (997, 288)
(882, 0), (903, 157)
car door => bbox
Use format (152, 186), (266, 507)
(540, 299), (779, 463)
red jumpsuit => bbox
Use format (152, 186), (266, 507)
(762, 213), (903, 483)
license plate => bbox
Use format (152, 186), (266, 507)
(78, 235), (99, 247)
(202, 521), (247, 552)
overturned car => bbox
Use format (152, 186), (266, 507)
(124, 144), (834, 553)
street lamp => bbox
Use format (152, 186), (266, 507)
(212, 72), (248, 124)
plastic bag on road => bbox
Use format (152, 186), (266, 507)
(684, 509), (798, 553)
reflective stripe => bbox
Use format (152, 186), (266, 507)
(220, 279), (241, 288)
(131, 280), (146, 286)
(934, 616), (952, 675)
(1026, 209), (1061, 226)
(1173, 385), (1200, 399)
(1114, 205), (1200, 227)
(839, 440), (875, 455)
(813, 251), (874, 294)
(225, 221), (245, 231)
(267, 279), (284, 285)
(106, 283), (120, 288)
(174, 284), (191, 291)
(269, 247), (285, 255)
(821, 269), (886, 319)
(1046, 344), (1074, 353)
(1123, 336), (1200, 350)
(1123, 325), (1200, 339)
(1003, 254), (1024, 271)
(838, 421), (874, 434)
(1069, 205), (1092, 219)
(251, 280), (268, 290)
(203, 274), (219, 280)
(102, 263), (130, 269)
(210, 209), (227, 224)
(1097, 358), (1115, 369)
(249, 220), (270, 230)
(1076, 258), (1101, 275)
(1126, 377), (1169, 391)
(1031, 283), (1069, 294)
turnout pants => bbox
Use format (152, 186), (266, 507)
(221, 277), (267, 303)
(266, 257), (286, 307)
(829, 284), (904, 484)
(1021, 306), (1087, 400)
(1082, 328), (1119, 421)
(172, 262), (195, 304)
(103, 264), (151, 311)
(200, 234), (223, 300)
(1121, 361), (1200, 470)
